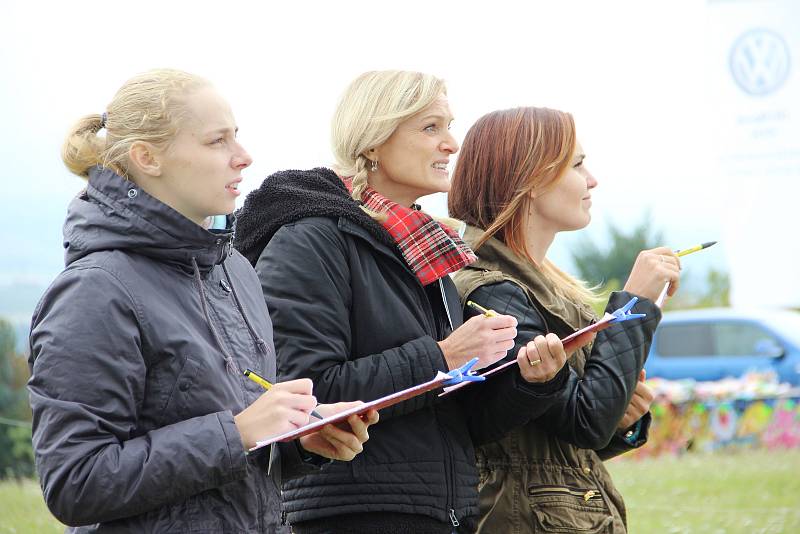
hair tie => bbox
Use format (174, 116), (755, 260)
(100, 112), (108, 129)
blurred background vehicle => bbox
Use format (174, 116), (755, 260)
(645, 308), (800, 386)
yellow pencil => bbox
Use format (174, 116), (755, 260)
(656, 241), (718, 307)
(467, 300), (498, 317)
(244, 368), (273, 389)
(676, 241), (717, 257)
(244, 368), (323, 419)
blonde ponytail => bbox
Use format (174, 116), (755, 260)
(60, 69), (209, 179)
(61, 114), (107, 178)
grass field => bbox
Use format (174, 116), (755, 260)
(1, 449), (798, 533)
(0, 478), (62, 533)
(607, 449), (800, 533)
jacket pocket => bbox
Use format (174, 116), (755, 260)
(158, 354), (204, 424)
(528, 483), (613, 533)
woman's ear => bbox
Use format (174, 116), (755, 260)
(364, 147), (379, 163)
(128, 141), (162, 177)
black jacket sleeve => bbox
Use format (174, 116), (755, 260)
(255, 219), (448, 420)
(466, 282), (660, 451)
(266, 441), (330, 485)
(454, 355), (571, 447)
(595, 412), (652, 461)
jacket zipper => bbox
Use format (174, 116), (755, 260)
(583, 460), (617, 516)
(437, 275), (458, 526)
(342, 220), (460, 525)
(437, 413), (459, 527)
(425, 283), (458, 527)
(449, 508), (460, 527)
(529, 485), (602, 502)
(214, 255), (271, 528)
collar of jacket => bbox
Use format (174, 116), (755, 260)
(461, 224), (594, 331)
(63, 166), (233, 274)
(339, 216), (457, 332)
(233, 167), (396, 266)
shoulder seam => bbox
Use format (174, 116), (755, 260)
(64, 264), (146, 332)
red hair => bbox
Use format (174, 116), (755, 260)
(450, 107), (597, 305)
(449, 107), (575, 256)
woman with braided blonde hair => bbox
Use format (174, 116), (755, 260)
(234, 71), (577, 533)
(331, 71), (448, 209)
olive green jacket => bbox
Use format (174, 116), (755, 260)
(453, 226), (660, 534)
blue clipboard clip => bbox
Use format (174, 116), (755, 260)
(608, 296), (646, 323)
(443, 357), (486, 386)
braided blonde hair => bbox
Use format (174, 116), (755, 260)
(61, 68), (208, 179)
(331, 70), (446, 213)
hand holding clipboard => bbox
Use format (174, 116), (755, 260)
(439, 296), (646, 397)
(249, 359), (484, 451)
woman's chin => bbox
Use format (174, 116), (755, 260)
(425, 176), (451, 195)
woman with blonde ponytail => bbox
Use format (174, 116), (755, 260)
(448, 107), (681, 533)
(29, 69), (376, 533)
(234, 72), (574, 533)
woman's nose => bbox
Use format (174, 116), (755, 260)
(586, 169), (598, 189)
(233, 143), (253, 169)
(441, 131), (459, 154)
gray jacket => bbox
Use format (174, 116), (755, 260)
(28, 167), (299, 533)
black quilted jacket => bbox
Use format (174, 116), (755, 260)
(234, 168), (570, 532)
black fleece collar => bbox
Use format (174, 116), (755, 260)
(234, 167), (395, 265)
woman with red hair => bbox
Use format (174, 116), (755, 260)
(449, 107), (679, 533)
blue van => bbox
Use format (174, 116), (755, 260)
(645, 308), (800, 386)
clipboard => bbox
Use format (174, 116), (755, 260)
(250, 359), (483, 451)
(439, 296), (645, 397)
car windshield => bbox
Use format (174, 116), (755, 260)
(769, 312), (800, 347)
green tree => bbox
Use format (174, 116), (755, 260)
(570, 218), (731, 311)
(0, 317), (34, 479)
(0, 319), (18, 412)
(571, 215), (664, 288)
(664, 268), (731, 310)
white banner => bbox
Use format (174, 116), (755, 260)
(707, 0), (800, 308)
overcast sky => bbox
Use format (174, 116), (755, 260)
(3, 0), (794, 306)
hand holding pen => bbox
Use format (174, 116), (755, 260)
(466, 301), (578, 384)
(237, 370), (379, 460)
(233, 377), (320, 450)
(622, 246), (682, 304)
(437, 303), (518, 371)
(244, 368), (323, 419)
(653, 241), (717, 307)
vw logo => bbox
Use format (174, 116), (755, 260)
(729, 29), (791, 96)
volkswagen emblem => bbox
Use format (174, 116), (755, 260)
(729, 29), (791, 96)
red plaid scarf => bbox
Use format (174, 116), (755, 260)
(345, 179), (476, 286)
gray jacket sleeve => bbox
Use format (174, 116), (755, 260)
(466, 283), (660, 451)
(28, 267), (249, 527)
